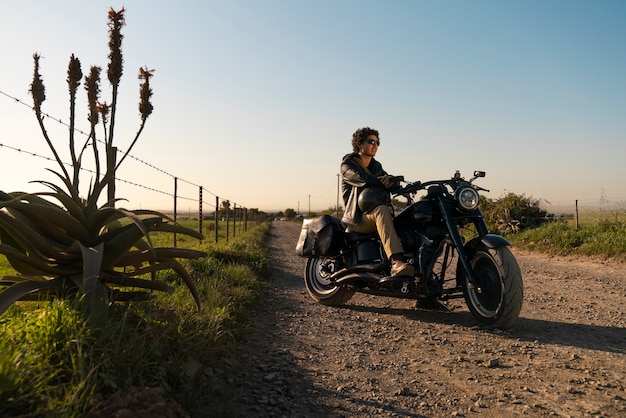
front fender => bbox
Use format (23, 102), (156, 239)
(467, 234), (511, 250)
(456, 234), (512, 288)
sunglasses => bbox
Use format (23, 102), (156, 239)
(366, 139), (380, 146)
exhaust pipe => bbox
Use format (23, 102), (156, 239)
(335, 272), (380, 285)
(331, 263), (386, 284)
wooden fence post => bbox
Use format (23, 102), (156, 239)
(198, 186), (203, 243)
(215, 196), (219, 244)
(107, 147), (117, 207)
(173, 177), (178, 247)
(226, 202), (230, 242)
(233, 203), (236, 239)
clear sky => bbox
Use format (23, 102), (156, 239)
(1, 1), (625, 213)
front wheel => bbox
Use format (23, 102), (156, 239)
(460, 246), (523, 329)
(304, 257), (355, 306)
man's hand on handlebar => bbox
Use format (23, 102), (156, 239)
(378, 175), (404, 189)
(397, 181), (421, 195)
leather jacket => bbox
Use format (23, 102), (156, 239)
(340, 153), (388, 225)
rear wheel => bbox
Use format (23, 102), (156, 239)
(304, 257), (355, 306)
(461, 246), (523, 329)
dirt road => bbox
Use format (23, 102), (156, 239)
(206, 221), (626, 417)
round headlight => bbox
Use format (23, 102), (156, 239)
(455, 187), (479, 211)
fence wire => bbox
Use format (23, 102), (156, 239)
(1, 89), (248, 211)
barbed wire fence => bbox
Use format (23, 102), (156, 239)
(1, 89), (263, 245)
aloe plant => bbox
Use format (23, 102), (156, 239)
(0, 8), (206, 323)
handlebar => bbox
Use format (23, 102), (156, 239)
(396, 181), (422, 195)
(392, 170), (489, 198)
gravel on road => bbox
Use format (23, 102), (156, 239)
(205, 220), (626, 417)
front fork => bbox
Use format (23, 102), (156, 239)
(439, 203), (483, 289)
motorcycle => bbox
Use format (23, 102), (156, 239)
(295, 170), (523, 329)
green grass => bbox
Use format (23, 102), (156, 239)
(0, 221), (271, 417)
(0, 257), (14, 277)
(569, 208), (626, 226)
(508, 210), (626, 261)
(150, 218), (255, 248)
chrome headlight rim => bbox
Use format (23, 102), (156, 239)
(455, 186), (480, 211)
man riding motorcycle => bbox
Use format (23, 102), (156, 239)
(340, 126), (413, 277)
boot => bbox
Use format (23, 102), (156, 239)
(391, 258), (414, 277)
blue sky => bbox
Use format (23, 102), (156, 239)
(1, 1), (625, 213)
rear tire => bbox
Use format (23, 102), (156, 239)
(304, 257), (355, 306)
(461, 246), (523, 329)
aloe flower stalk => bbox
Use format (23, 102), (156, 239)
(138, 66), (154, 121)
(115, 67), (154, 170)
(67, 54), (83, 188)
(106, 7), (125, 204)
(30, 54), (71, 184)
(85, 66), (102, 180)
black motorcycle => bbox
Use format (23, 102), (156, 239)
(296, 170), (523, 329)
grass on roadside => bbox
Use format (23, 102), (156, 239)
(0, 221), (271, 417)
(508, 211), (626, 261)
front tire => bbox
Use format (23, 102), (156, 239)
(461, 246), (523, 329)
(304, 257), (355, 306)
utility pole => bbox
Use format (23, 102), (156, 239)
(308, 194), (311, 216)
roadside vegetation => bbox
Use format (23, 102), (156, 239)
(507, 211), (626, 260)
(0, 7), (269, 416)
(479, 193), (626, 261)
(0, 221), (270, 416)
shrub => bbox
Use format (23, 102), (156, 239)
(481, 192), (550, 233)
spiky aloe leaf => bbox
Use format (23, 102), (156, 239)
(3, 191), (75, 216)
(0, 276), (70, 315)
(2, 205), (75, 247)
(114, 248), (206, 267)
(0, 197), (90, 243)
(0, 213), (33, 253)
(79, 242), (108, 325)
(0, 187), (207, 314)
(32, 186), (86, 223)
(0, 243), (80, 276)
(97, 218), (162, 269)
(99, 208), (203, 240)
(149, 222), (204, 240)
(83, 206), (164, 234)
(101, 272), (174, 292)
(0, 211), (79, 262)
(168, 258), (201, 309)
(84, 206), (127, 233)
(42, 168), (81, 203)
(117, 208), (155, 246)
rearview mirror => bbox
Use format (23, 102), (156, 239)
(473, 171), (486, 178)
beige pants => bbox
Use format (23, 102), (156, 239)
(348, 205), (404, 257)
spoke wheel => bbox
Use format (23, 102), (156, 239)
(304, 257), (354, 306)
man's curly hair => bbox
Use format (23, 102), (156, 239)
(351, 126), (379, 152)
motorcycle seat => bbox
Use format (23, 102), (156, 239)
(344, 230), (378, 242)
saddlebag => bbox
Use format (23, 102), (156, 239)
(295, 215), (344, 257)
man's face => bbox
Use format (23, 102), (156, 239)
(360, 134), (380, 157)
